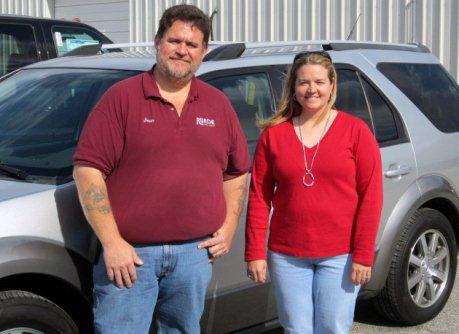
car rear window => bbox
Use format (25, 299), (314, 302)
(0, 68), (138, 184)
(0, 23), (38, 76)
(52, 26), (104, 56)
(378, 63), (459, 133)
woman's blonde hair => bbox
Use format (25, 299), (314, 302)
(258, 51), (337, 129)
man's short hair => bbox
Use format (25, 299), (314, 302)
(155, 4), (210, 47)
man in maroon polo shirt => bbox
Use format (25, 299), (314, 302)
(73, 4), (249, 333)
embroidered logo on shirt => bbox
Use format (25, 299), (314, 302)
(196, 117), (215, 127)
(143, 117), (155, 123)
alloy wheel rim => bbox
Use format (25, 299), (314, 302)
(0, 328), (45, 334)
(407, 228), (450, 308)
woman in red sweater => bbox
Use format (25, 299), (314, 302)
(245, 51), (383, 333)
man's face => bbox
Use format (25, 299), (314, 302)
(155, 20), (207, 81)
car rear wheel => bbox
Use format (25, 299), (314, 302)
(0, 290), (78, 334)
(373, 208), (457, 325)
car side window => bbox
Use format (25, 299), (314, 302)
(361, 78), (398, 142)
(52, 26), (103, 56)
(378, 63), (459, 133)
(207, 73), (275, 156)
(0, 24), (38, 76)
(335, 69), (373, 130)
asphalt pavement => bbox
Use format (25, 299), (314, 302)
(351, 260), (459, 334)
(264, 256), (458, 333)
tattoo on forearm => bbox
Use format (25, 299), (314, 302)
(232, 183), (247, 217)
(85, 184), (105, 202)
(98, 205), (112, 214)
(82, 183), (112, 215)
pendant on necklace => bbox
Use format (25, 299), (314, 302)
(302, 172), (315, 187)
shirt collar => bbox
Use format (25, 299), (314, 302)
(142, 66), (199, 103)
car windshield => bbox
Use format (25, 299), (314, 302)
(0, 68), (139, 184)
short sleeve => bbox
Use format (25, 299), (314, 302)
(73, 86), (126, 176)
(224, 100), (250, 175)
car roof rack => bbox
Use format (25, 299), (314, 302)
(241, 40), (430, 55)
(63, 40), (430, 60)
(203, 41), (430, 60)
(325, 42), (430, 53)
(63, 41), (227, 57)
(203, 43), (246, 61)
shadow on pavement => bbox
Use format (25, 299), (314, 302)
(262, 299), (402, 333)
(354, 299), (400, 327)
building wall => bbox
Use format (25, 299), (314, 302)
(0, 0), (54, 17)
(54, 0), (130, 42)
(1, 0), (458, 80)
(129, 0), (459, 81)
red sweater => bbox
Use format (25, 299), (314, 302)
(245, 112), (383, 266)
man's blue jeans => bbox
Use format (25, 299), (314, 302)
(93, 239), (212, 334)
(268, 251), (360, 334)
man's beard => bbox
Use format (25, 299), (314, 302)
(156, 54), (198, 81)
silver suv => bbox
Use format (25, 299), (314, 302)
(0, 41), (458, 333)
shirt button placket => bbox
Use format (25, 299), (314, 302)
(169, 106), (182, 130)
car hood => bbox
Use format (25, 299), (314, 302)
(0, 178), (55, 202)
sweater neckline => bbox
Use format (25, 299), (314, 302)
(289, 110), (341, 150)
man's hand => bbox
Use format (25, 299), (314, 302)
(351, 262), (372, 285)
(74, 165), (144, 288)
(247, 260), (267, 283)
(198, 173), (248, 262)
(103, 237), (143, 288)
(198, 222), (236, 262)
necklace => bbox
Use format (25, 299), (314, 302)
(295, 111), (333, 187)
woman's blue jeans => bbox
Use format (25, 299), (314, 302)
(268, 251), (360, 334)
(93, 239), (212, 334)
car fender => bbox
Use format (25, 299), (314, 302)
(0, 236), (92, 292)
(361, 174), (459, 298)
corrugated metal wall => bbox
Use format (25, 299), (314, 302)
(0, 0), (54, 17)
(54, 0), (130, 42)
(129, 0), (459, 81)
(1, 0), (458, 80)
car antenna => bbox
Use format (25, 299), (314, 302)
(346, 13), (362, 40)
(210, 8), (218, 41)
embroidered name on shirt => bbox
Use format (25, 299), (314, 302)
(143, 117), (155, 123)
(196, 117), (215, 127)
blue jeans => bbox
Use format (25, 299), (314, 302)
(268, 251), (360, 334)
(93, 239), (212, 334)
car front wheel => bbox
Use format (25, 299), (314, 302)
(373, 208), (457, 325)
(0, 290), (78, 334)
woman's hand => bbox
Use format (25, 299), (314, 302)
(351, 262), (372, 285)
(247, 260), (268, 283)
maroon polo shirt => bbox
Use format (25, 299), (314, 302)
(73, 69), (250, 243)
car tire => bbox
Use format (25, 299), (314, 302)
(373, 208), (457, 325)
(0, 290), (78, 334)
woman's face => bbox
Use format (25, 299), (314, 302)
(294, 64), (334, 115)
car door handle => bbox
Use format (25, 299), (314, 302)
(384, 164), (412, 178)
